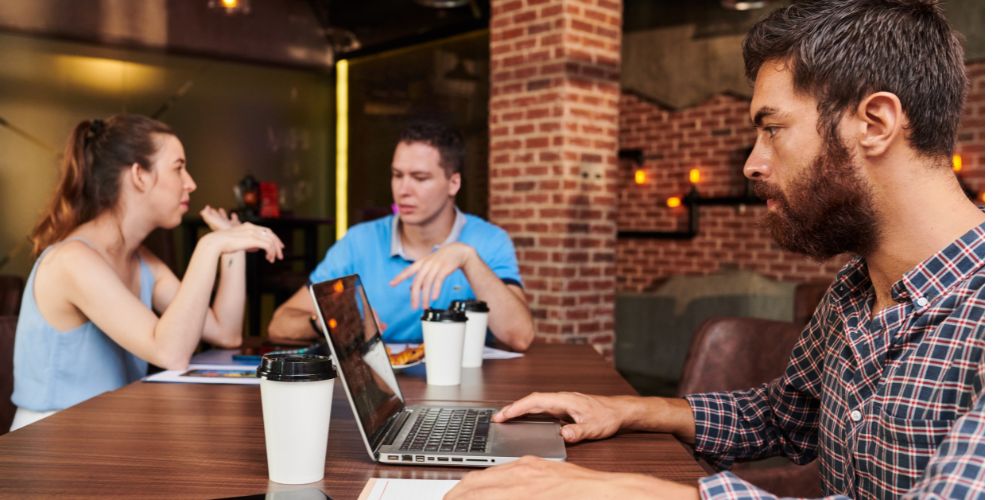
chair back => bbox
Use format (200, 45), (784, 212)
(0, 315), (17, 434)
(793, 282), (829, 325)
(677, 316), (821, 497)
(678, 317), (804, 396)
(0, 275), (25, 317)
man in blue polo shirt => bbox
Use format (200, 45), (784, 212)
(268, 118), (534, 350)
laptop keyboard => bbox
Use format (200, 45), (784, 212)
(399, 408), (493, 453)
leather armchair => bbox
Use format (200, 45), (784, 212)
(678, 317), (822, 497)
(0, 275), (24, 317)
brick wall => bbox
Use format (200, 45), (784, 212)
(956, 61), (985, 196)
(490, 0), (622, 354)
(616, 61), (986, 293)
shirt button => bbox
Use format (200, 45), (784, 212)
(850, 410), (863, 422)
(915, 297), (929, 307)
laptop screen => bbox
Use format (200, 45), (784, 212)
(310, 275), (405, 449)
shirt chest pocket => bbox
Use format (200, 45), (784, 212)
(870, 412), (952, 488)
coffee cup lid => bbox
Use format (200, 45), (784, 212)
(449, 299), (489, 313)
(421, 308), (467, 323)
(257, 353), (336, 382)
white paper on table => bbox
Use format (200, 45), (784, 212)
(385, 344), (523, 360)
(358, 478), (459, 500)
(143, 364), (260, 385)
(482, 346), (524, 360)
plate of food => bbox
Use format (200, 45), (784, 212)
(387, 343), (425, 371)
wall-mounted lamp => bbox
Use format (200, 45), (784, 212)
(688, 168), (701, 185)
(634, 169), (649, 185)
(620, 148), (646, 186)
(620, 159), (765, 240)
(208, 0), (251, 15)
(952, 154), (963, 173)
(720, 0), (770, 10)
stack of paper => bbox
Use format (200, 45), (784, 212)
(359, 478), (459, 500)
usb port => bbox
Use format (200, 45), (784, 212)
(451, 457), (462, 462)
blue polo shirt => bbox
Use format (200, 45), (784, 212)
(308, 210), (522, 343)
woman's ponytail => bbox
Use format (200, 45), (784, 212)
(29, 115), (173, 255)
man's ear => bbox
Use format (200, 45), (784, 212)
(855, 91), (904, 158)
(129, 163), (152, 193)
(447, 171), (461, 197)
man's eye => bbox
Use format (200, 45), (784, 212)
(763, 126), (778, 138)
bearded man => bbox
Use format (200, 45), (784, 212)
(446, 1), (985, 498)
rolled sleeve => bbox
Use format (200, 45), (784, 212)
(686, 384), (796, 470)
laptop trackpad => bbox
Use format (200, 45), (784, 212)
(489, 421), (567, 460)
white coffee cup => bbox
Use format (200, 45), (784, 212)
(258, 354), (336, 484)
(421, 308), (467, 385)
(450, 300), (491, 368)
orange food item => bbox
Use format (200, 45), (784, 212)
(388, 344), (425, 366)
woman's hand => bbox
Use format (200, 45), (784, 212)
(200, 205), (241, 231)
(202, 222), (285, 263)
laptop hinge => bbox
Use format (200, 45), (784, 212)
(373, 409), (411, 452)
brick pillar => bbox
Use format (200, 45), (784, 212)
(489, 0), (622, 354)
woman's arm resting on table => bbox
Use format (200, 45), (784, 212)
(68, 222), (284, 369)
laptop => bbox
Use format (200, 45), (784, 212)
(308, 274), (567, 467)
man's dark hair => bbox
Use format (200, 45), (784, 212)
(398, 118), (465, 175)
(743, 0), (967, 158)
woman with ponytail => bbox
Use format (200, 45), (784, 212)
(10, 114), (284, 431)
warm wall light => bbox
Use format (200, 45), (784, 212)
(979, 191), (986, 204)
(208, 0), (251, 15)
(335, 59), (349, 240)
(689, 168), (701, 185)
(53, 56), (162, 93)
(952, 154), (963, 173)
(634, 168), (648, 185)
(666, 196), (682, 208)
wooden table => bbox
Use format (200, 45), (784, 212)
(0, 344), (707, 498)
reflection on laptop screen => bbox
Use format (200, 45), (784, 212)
(312, 275), (404, 447)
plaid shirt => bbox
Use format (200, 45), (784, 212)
(687, 223), (985, 499)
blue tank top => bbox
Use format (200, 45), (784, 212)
(11, 239), (153, 412)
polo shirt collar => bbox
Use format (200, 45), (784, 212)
(390, 207), (466, 260)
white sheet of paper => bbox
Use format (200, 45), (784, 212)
(143, 364), (260, 385)
(482, 346), (524, 359)
(358, 478), (459, 500)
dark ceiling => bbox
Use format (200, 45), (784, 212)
(317, 0), (489, 57)
(317, 0), (777, 58)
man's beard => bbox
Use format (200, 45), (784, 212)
(752, 134), (880, 260)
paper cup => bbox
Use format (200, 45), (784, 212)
(258, 354), (336, 484)
(450, 300), (490, 368)
(421, 308), (467, 386)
